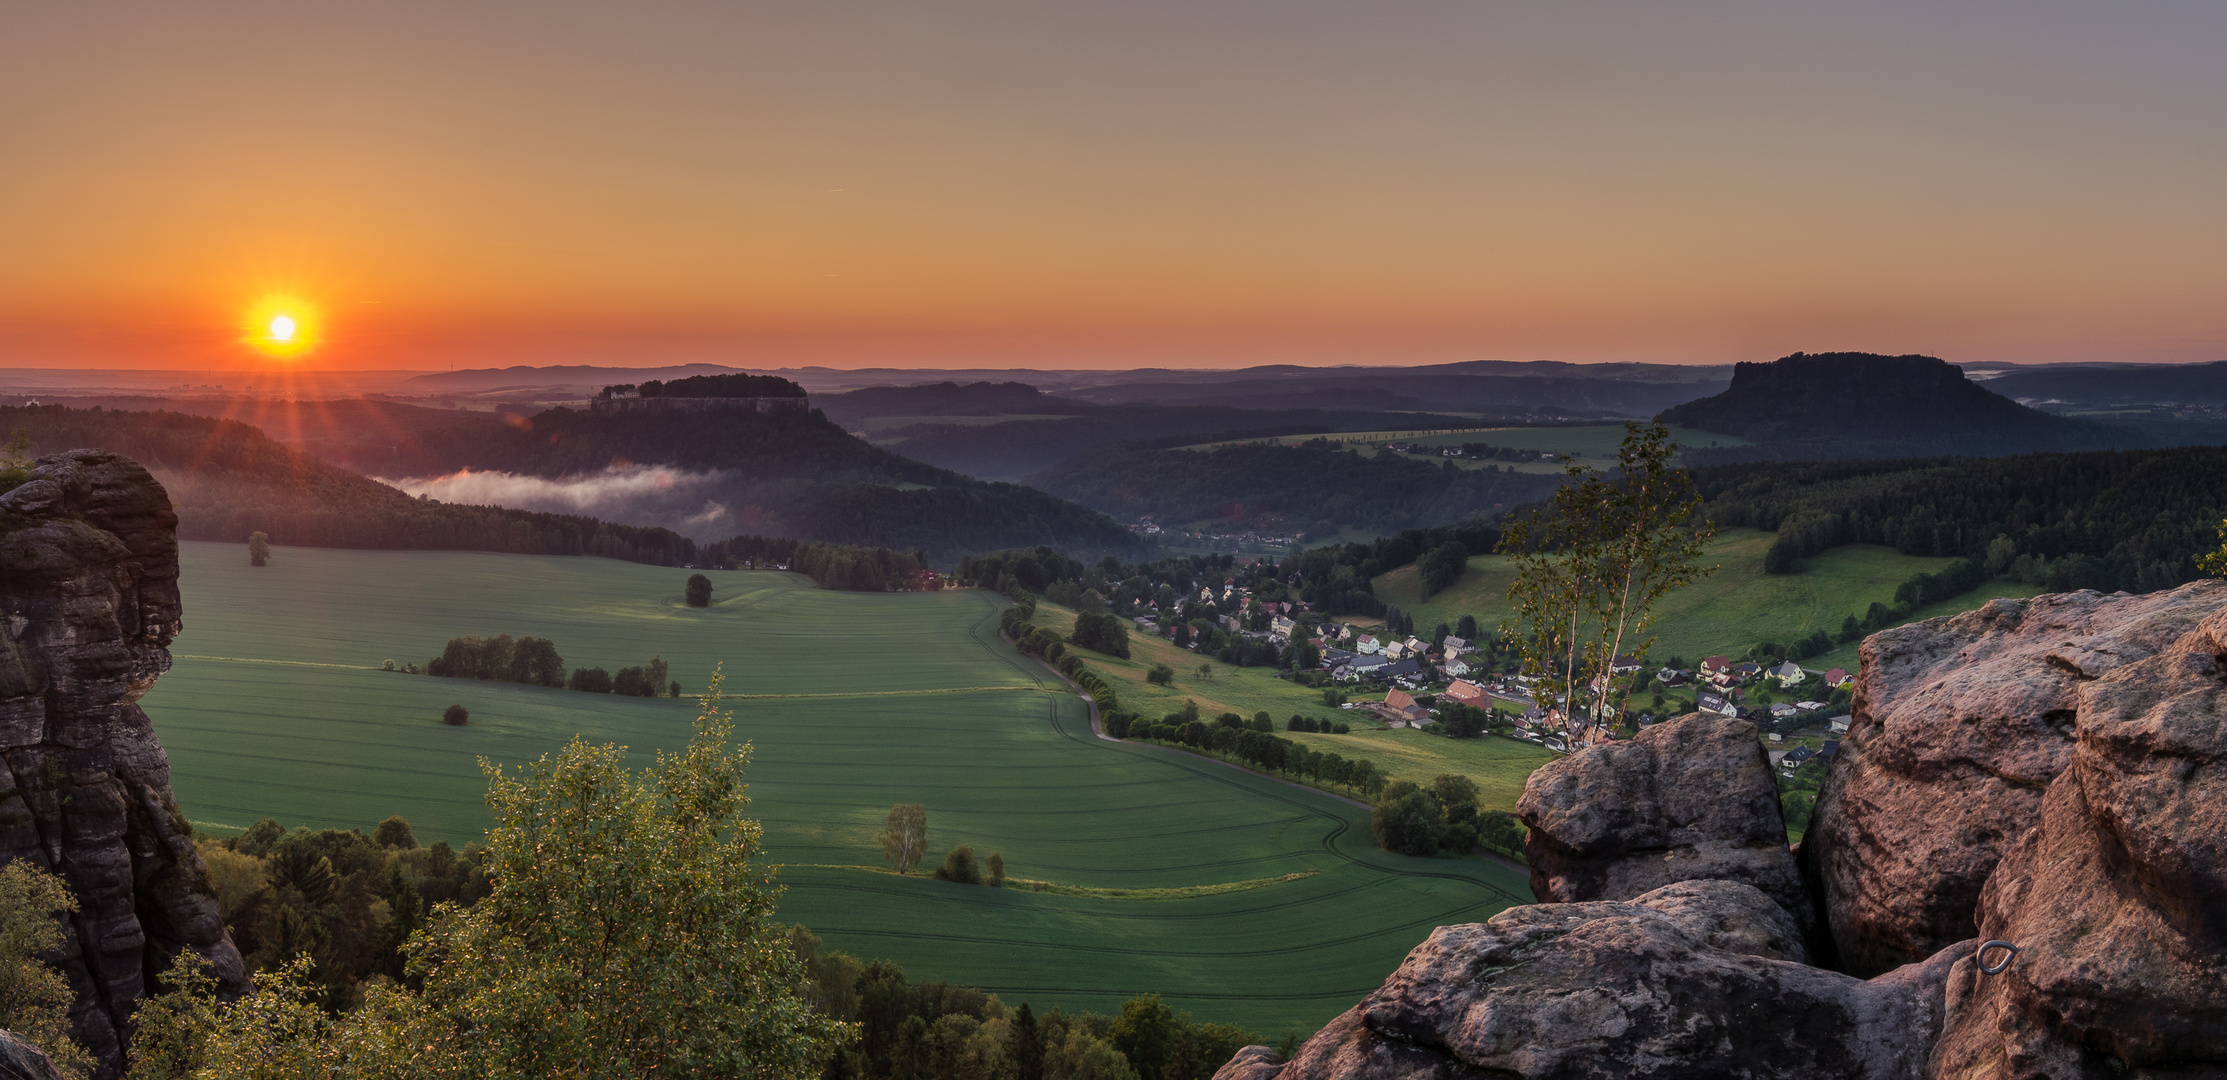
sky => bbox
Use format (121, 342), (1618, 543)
(3, 1), (2224, 371)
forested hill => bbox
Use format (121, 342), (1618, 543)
(1695, 446), (2227, 594)
(1661, 352), (2136, 463)
(1033, 440), (1561, 536)
(0, 404), (1140, 562)
(1, 405), (699, 564)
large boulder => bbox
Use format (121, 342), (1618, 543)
(1929, 617), (2227, 1077)
(1216, 879), (1972, 1080)
(0, 451), (246, 1078)
(1797, 583), (2227, 976)
(1517, 713), (1808, 945)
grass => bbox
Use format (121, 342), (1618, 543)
(1369, 528), (2043, 666)
(146, 542), (1533, 1035)
(1030, 602), (1558, 815)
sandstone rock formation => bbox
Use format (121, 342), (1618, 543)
(1218, 879), (1972, 1080)
(1929, 616), (2227, 1077)
(1797, 583), (2227, 976)
(1517, 713), (1809, 946)
(0, 1029), (64, 1080)
(0, 451), (246, 1078)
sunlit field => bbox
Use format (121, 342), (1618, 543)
(145, 542), (1532, 1033)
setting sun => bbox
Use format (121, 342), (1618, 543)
(241, 295), (320, 359)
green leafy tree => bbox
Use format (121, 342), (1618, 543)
(132, 670), (847, 1079)
(1499, 422), (1715, 740)
(880, 804), (928, 875)
(440, 704), (468, 726)
(2202, 518), (2227, 578)
(986, 852), (1005, 887)
(247, 531), (271, 568)
(932, 846), (983, 885)
(685, 574), (713, 607)
(0, 429), (32, 490)
(0, 862), (93, 1079)
(372, 816), (417, 850)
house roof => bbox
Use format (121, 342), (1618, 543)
(1381, 658), (1424, 678)
(1384, 688), (1417, 710)
(1825, 668), (1851, 683)
(1445, 680), (1486, 704)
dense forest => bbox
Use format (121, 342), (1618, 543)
(1033, 440), (1557, 536)
(1694, 447), (2227, 594)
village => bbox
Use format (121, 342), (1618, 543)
(1126, 573), (1854, 782)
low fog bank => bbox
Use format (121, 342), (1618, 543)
(376, 466), (760, 541)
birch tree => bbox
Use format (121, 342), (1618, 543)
(1499, 422), (1715, 740)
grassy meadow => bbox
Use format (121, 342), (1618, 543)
(145, 543), (1532, 1034)
(1369, 527), (2044, 665)
(1029, 603), (1557, 814)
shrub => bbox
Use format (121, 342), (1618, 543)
(567, 667), (613, 693)
(685, 573), (713, 607)
(442, 704), (469, 726)
(1146, 664), (1175, 686)
(933, 845), (983, 885)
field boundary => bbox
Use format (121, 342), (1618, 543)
(793, 863), (1326, 901)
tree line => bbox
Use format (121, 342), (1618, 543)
(1033, 439), (1558, 538)
(1107, 702), (1388, 800)
(1699, 446), (2227, 595)
(416, 634), (675, 697)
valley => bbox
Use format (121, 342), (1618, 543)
(144, 542), (1531, 1034)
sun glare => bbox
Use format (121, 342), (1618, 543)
(241, 295), (321, 359)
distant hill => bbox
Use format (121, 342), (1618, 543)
(0, 403), (1140, 563)
(1658, 352), (2138, 462)
(0, 405), (698, 564)
(1986, 361), (2227, 407)
(1033, 440), (1561, 537)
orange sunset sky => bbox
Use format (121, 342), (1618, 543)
(3, 1), (2224, 371)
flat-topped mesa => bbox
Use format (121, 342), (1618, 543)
(0, 450), (245, 1079)
(590, 373), (811, 414)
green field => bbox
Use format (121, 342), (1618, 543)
(143, 543), (1532, 1034)
(1369, 528), (2044, 666)
(1029, 603), (1557, 813)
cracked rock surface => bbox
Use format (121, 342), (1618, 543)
(1215, 880), (1970, 1080)
(1518, 712), (1812, 948)
(1796, 583), (2227, 976)
(0, 451), (245, 1079)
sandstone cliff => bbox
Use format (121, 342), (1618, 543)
(0, 451), (245, 1078)
(1220, 585), (2227, 1079)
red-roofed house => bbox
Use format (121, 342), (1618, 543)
(1382, 688), (1430, 724)
(1444, 680), (1487, 708)
(1824, 667), (1853, 688)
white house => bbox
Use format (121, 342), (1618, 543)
(1440, 658), (1471, 677)
(1442, 635), (1471, 654)
(1356, 635), (1382, 655)
(1767, 660), (1806, 686)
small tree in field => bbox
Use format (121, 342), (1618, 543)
(880, 803), (928, 875)
(247, 531), (271, 567)
(685, 573), (713, 607)
(987, 851), (1005, 887)
(441, 704), (468, 726)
